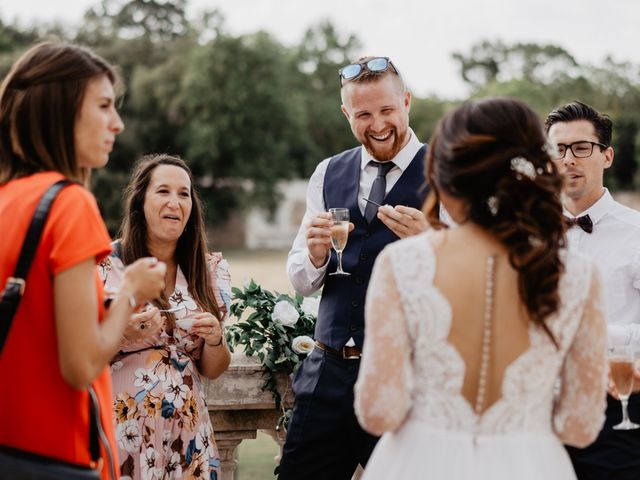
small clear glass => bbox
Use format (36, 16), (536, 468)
(329, 208), (350, 276)
(609, 345), (640, 430)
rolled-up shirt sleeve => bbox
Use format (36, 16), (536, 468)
(286, 158), (331, 296)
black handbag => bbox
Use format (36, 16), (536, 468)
(0, 180), (115, 479)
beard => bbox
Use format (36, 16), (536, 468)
(361, 126), (409, 162)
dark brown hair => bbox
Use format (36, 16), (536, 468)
(0, 42), (119, 184)
(425, 97), (566, 344)
(545, 100), (613, 146)
(119, 154), (221, 323)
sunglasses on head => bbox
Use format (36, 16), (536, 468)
(338, 57), (398, 86)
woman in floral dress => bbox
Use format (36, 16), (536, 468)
(101, 154), (231, 479)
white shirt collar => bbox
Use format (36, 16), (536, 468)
(359, 128), (422, 172)
(563, 188), (615, 227)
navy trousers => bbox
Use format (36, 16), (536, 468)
(277, 347), (379, 480)
(567, 394), (640, 479)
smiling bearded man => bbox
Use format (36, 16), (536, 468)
(341, 69), (411, 162)
(278, 56), (429, 480)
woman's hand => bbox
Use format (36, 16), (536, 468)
(194, 311), (231, 379)
(191, 312), (223, 347)
(122, 306), (163, 342)
(121, 257), (166, 306)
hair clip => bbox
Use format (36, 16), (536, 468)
(510, 156), (536, 180)
(542, 138), (560, 160)
(487, 195), (499, 216)
(528, 235), (543, 248)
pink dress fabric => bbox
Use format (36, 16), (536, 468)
(100, 252), (231, 480)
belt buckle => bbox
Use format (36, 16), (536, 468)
(342, 346), (361, 360)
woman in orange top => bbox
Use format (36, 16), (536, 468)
(0, 42), (166, 479)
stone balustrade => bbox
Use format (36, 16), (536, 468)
(206, 352), (293, 480)
(207, 351), (363, 480)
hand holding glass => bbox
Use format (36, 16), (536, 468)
(329, 208), (350, 276)
(609, 345), (640, 430)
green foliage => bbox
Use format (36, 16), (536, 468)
(226, 280), (316, 406)
(410, 96), (452, 145)
(91, 168), (130, 235)
(291, 21), (362, 164)
(455, 39), (640, 190)
(453, 40), (578, 88)
(3, 5), (640, 225)
(179, 31), (311, 215)
(0, 18), (41, 79)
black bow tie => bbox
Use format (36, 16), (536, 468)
(567, 214), (593, 234)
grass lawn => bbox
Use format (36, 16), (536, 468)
(236, 431), (281, 480)
(223, 249), (291, 293)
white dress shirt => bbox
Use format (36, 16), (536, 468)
(564, 188), (640, 346)
(286, 129), (424, 297)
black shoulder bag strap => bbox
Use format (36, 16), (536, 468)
(0, 179), (71, 352)
(0, 179), (115, 479)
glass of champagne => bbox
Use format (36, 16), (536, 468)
(609, 345), (640, 430)
(329, 208), (350, 276)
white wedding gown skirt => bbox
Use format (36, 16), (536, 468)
(362, 421), (576, 480)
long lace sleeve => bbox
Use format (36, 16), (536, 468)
(355, 248), (413, 436)
(553, 266), (607, 447)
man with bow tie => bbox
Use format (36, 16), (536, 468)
(546, 101), (640, 480)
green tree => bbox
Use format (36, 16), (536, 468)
(292, 21), (362, 170)
(178, 31), (313, 217)
(72, 0), (198, 224)
(410, 96), (451, 145)
(0, 17), (42, 77)
(453, 40), (640, 190)
(453, 40), (578, 88)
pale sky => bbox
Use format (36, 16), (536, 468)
(2, 0), (639, 98)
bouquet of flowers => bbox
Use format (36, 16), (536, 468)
(226, 279), (319, 406)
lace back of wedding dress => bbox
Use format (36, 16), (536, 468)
(355, 232), (608, 480)
(355, 231), (607, 444)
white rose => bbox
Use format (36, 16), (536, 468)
(301, 296), (320, 318)
(272, 300), (299, 327)
(292, 335), (314, 355)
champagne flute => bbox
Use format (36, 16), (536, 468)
(609, 345), (640, 430)
(329, 208), (350, 276)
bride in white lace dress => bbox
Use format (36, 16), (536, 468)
(354, 98), (608, 480)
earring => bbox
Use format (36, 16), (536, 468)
(487, 196), (499, 216)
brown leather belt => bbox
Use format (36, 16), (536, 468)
(315, 340), (361, 360)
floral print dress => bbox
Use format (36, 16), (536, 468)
(100, 252), (231, 480)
